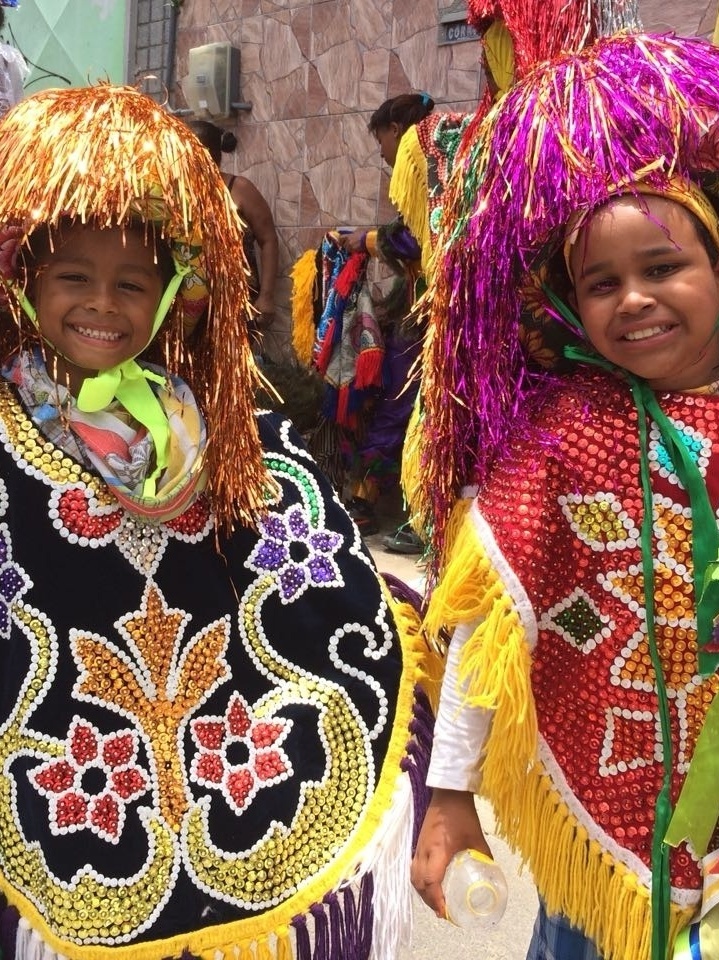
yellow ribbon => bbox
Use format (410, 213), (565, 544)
(76, 361), (169, 497)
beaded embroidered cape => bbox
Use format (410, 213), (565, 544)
(427, 368), (719, 960)
(0, 378), (432, 960)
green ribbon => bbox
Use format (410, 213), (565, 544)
(16, 258), (191, 499)
(630, 375), (674, 960)
(631, 380), (719, 678)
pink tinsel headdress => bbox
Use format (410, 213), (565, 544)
(419, 32), (719, 558)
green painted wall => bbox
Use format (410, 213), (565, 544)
(7, 0), (128, 93)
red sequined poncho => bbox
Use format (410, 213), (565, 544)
(425, 367), (719, 960)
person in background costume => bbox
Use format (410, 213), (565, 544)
(393, 0), (643, 539)
(392, 0), (645, 276)
(0, 83), (437, 960)
(339, 94), (434, 552)
(185, 118), (279, 334)
(410, 33), (719, 960)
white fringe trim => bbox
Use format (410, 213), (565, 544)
(15, 917), (67, 960)
(351, 772), (415, 960)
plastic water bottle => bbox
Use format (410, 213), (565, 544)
(442, 849), (508, 929)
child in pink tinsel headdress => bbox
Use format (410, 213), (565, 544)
(411, 31), (719, 960)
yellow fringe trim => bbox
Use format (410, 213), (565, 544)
(424, 506), (537, 807)
(399, 398), (424, 534)
(495, 765), (695, 960)
(424, 502), (508, 633)
(389, 126), (431, 273)
(425, 508), (696, 959)
(389, 594), (444, 713)
(290, 249), (318, 366)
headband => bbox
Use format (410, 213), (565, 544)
(563, 177), (719, 283)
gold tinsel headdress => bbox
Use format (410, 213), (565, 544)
(0, 82), (270, 531)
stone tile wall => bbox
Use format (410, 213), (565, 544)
(171, 0), (482, 352)
(168, 0), (718, 352)
(134, 0), (173, 86)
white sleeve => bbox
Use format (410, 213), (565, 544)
(426, 619), (492, 793)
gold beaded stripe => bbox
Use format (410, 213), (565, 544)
(0, 383), (114, 505)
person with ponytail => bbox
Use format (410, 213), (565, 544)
(186, 118), (279, 335)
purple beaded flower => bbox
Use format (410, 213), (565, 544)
(0, 526), (29, 637)
(247, 504), (343, 602)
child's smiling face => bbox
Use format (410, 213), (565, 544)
(31, 222), (165, 395)
(570, 194), (719, 392)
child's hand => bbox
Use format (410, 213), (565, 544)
(411, 788), (491, 918)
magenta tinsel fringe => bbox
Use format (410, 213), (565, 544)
(423, 32), (719, 555)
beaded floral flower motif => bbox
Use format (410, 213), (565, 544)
(49, 485), (213, 578)
(29, 720), (149, 843)
(0, 522), (31, 638)
(71, 581), (231, 832)
(247, 503), (343, 603)
(190, 693), (292, 815)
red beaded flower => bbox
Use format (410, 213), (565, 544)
(30, 719), (149, 843)
(190, 693), (292, 815)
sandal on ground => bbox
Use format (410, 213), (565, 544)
(381, 526), (424, 554)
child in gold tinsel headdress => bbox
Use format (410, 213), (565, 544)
(410, 31), (719, 960)
(0, 83), (435, 960)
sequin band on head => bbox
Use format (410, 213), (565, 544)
(563, 176), (719, 282)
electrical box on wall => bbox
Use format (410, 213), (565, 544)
(182, 42), (240, 119)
